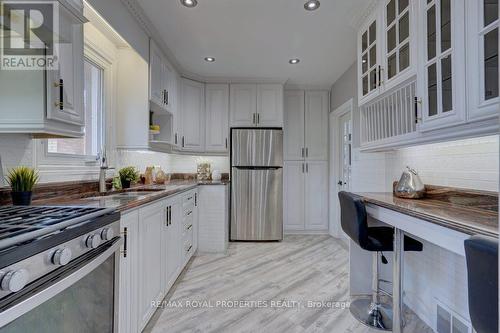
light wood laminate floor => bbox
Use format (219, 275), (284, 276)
(145, 235), (432, 333)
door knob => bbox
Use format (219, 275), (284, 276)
(337, 180), (343, 186)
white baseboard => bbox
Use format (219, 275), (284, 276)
(284, 230), (330, 235)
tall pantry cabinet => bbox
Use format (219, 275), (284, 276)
(283, 90), (329, 232)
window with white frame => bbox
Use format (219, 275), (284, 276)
(47, 59), (104, 158)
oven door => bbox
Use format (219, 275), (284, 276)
(0, 238), (121, 333)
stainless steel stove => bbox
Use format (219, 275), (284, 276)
(0, 206), (121, 332)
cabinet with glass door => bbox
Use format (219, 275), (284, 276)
(467, 0), (499, 121)
(416, 0), (466, 132)
(358, 10), (381, 105)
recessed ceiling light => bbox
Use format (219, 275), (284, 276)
(304, 0), (320, 11)
(181, 0), (197, 8)
(204, 57), (215, 62)
(289, 58), (300, 65)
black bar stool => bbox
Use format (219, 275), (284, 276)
(464, 235), (498, 333)
(338, 191), (423, 331)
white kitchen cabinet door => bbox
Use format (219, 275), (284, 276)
(149, 41), (165, 109)
(138, 202), (166, 331)
(180, 78), (205, 151)
(358, 9), (382, 106)
(466, 0), (499, 121)
(163, 63), (175, 112)
(46, 5), (84, 126)
(382, 0), (417, 90)
(305, 91), (329, 161)
(284, 91), (305, 160)
(257, 84), (284, 127)
(165, 199), (181, 289)
(417, 0), (467, 132)
(205, 84), (229, 153)
(118, 210), (139, 333)
(284, 161), (306, 231)
(304, 161), (329, 231)
(230, 84), (257, 127)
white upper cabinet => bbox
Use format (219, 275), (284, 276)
(46, 5), (85, 127)
(149, 40), (176, 114)
(284, 90), (329, 161)
(305, 91), (329, 161)
(466, 0), (499, 121)
(179, 78), (205, 151)
(257, 84), (284, 127)
(230, 84), (258, 127)
(284, 91), (305, 160)
(230, 83), (284, 127)
(382, 0), (417, 88)
(358, 10), (382, 105)
(417, 0), (466, 131)
(205, 84), (229, 153)
(358, 0), (417, 106)
(0, 3), (85, 137)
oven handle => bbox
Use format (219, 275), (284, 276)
(0, 238), (122, 328)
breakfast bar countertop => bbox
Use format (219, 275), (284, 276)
(353, 185), (499, 238)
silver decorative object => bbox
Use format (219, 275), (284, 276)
(394, 166), (425, 199)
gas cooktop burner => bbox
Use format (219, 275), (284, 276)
(0, 206), (116, 251)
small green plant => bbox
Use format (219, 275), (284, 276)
(118, 166), (140, 183)
(6, 167), (39, 192)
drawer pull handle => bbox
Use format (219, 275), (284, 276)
(187, 224), (193, 230)
(186, 245), (192, 253)
(187, 211), (192, 216)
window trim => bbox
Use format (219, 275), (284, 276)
(35, 39), (116, 179)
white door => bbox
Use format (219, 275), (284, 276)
(180, 78), (205, 151)
(47, 6), (84, 126)
(149, 41), (164, 109)
(138, 203), (165, 330)
(257, 84), (284, 127)
(418, 0), (466, 131)
(338, 112), (352, 191)
(162, 63), (174, 111)
(118, 211), (139, 333)
(230, 84), (257, 127)
(304, 161), (329, 231)
(284, 90), (305, 160)
(305, 91), (329, 160)
(358, 10), (381, 105)
(205, 84), (229, 153)
(284, 161), (305, 231)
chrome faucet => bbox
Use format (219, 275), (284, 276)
(98, 148), (114, 194)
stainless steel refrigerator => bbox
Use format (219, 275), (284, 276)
(230, 128), (283, 241)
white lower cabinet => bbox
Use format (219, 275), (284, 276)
(137, 201), (166, 330)
(118, 189), (199, 333)
(284, 161), (328, 232)
(118, 210), (139, 333)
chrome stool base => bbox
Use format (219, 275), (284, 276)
(349, 297), (393, 331)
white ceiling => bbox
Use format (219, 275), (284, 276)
(136, 0), (371, 87)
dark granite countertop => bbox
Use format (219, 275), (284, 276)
(353, 185), (498, 238)
(30, 179), (229, 212)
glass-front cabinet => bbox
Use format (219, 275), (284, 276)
(417, 0), (466, 131)
(358, 11), (381, 105)
(467, 0), (499, 121)
(383, 0), (416, 87)
(357, 0), (417, 106)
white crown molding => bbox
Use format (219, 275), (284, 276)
(284, 83), (333, 91)
(349, 0), (379, 29)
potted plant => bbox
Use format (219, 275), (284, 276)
(118, 166), (140, 189)
(6, 167), (39, 206)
